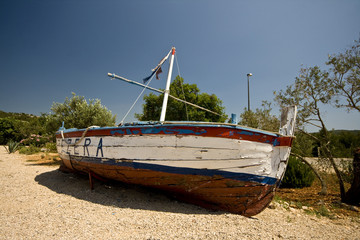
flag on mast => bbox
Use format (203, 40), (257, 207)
(143, 50), (171, 83)
(155, 66), (162, 79)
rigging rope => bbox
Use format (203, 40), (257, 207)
(119, 72), (155, 125)
(175, 53), (189, 121)
(61, 125), (100, 145)
(167, 94), (225, 117)
(109, 72), (227, 120)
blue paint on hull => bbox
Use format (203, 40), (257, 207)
(58, 122), (279, 137)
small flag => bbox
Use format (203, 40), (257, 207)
(155, 67), (162, 80)
(143, 50), (171, 83)
(143, 70), (156, 83)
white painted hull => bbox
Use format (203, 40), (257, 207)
(56, 116), (296, 216)
(57, 133), (290, 183)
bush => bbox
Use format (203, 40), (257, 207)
(0, 118), (18, 144)
(50, 93), (116, 129)
(4, 140), (20, 153)
(18, 145), (42, 155)
(20, 134), (50, 147)
(281, 156), (315, 188)
(44, 142), (57, 152)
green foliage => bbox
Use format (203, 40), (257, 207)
(135, 76), (227, 122)
(274, 38), (360, 158)
(4, 140), (20, 154)
(20, 134), (51, 147)
(326, 37), (360, 112)
(18, 145), (42, 155)
(0, 113), (54, 145)
(329, 130), (360, 158)
(0, 110), (37, 121)
(308, 130), (360, 158)
(0, 93), (115, 155)
(0, 118), (18, 144)
(274, 37), (360, 202)
(44, 142), (57, 152)
(315, 205), (334, 218)
(273, 64), (348, 198)
(135, 92), (163, 121)
(274, 66), (331, 130)
(50, 93), (116, 129)
(291, 131), (316, 157)
(281, 156), (315, 188)
(238, 101), (280, 132)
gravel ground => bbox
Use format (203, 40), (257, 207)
(0, 147), (359, 240)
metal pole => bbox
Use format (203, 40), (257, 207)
(247, 73), (252, 111)
(160, 47), (176, 122)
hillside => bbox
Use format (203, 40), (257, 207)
(0, 110), (38, 121)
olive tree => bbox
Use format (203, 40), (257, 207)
(135, 76), (228, 122)
(238, 101), (280, 132)
(274, 66), (336, 196)
(50, 93), (116, 130)
(327, 38), (360, 112)
(327, 37), (360, 205)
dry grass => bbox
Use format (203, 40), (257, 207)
(276, 173), (359, 218)
(25, 152), (62, 166)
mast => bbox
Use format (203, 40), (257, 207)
(108, 46), (226, 121)
(160, 47), (176, 122)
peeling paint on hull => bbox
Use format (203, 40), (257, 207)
(61, 156), (276, 216)
(56, 122), (294, 216)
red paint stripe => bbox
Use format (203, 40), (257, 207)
(56, 125), (293, 147)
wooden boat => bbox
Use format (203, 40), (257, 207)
(56, 47), (297, 216)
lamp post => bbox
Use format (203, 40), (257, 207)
(247, 73), (252, 111)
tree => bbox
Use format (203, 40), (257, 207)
(0, 118), (18, 144)
(274, 66), (338, 196)
(238, 101), (280, 132)
(50, 93), (116, 129)
(135, 76), (228, 122)
(326, 37), (360, 205)
(327, 37), (360, 112)
(0, 112), (54, 144)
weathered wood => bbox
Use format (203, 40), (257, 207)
(57, 119), (296, 217)
(88, 171), (94, 190)
(61, 159), (277, 216)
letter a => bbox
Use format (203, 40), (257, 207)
(96, 138), (103, 157)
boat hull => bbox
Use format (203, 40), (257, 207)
(56, 123), (294, 216)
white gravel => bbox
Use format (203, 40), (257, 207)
(0, 147), (359, 240)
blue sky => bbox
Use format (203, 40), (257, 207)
(0, 0), (359, 130)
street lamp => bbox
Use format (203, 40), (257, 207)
(247, 73), (252, 111)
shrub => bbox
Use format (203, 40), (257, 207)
(44, 142), (57, 152)
(20, 134), (50, 147)
(0, 118), (18, 144)
(281, 156), (315, 188)
(50, 93), (116, 129)
(4, 140), (20, 154)
(18, 145), (41, 155)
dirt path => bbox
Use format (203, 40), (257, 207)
(0, 147), (359, 239)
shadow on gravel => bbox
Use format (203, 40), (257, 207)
(35, 169), (221, 215)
